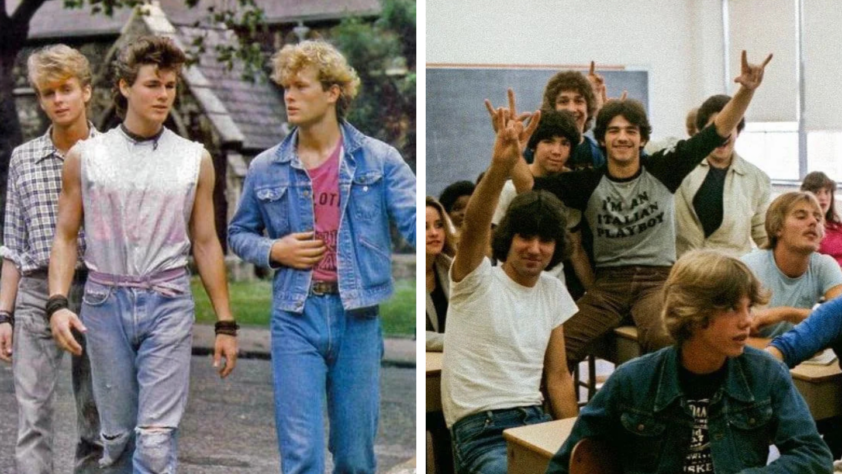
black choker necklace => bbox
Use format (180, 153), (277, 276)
(120, 123), (164, 150)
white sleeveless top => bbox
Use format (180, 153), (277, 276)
(78, 126), (202, 276)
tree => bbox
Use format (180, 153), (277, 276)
(330, 0), (416, 171)
(0, 0), (264, 230)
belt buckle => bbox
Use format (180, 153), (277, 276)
(311, 281), (326, 296)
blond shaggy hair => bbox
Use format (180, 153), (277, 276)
(662, 250), (768, 345)
(764, 191), (823, 250)
(271, 40), (360, 119)
(27, 44), (92, 94)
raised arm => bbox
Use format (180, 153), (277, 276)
(484, 91), (536, 195)
(713, 51), (773, 137)
(48, 148), (85, 356)
(767, 296), (842, 366)
(452, 91), (539, 283)
(190, 152), (237, 378)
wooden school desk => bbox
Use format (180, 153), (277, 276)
(503, 417), (577, 474)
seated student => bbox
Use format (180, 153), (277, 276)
(547, 249), (833, 474)
(439, 180), (474, 239)
(802, 171), (842, 267)
(675, 94), (771, 257)
(426, 196), (455, 352)
(741, 191), (842, 337)
(516, 51), (773, 370)
(490, 109), (594, 297)
(442, 106), (578, 474)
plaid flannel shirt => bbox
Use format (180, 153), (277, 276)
(1, 126), (94, 274)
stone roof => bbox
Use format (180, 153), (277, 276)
(175, 24), (286, 151)
(14, 0), (381, 40)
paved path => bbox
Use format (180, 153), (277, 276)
(0, 325), (417, 473)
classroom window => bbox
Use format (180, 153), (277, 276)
(736, 122), (842, 183)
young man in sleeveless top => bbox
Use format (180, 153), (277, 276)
(0, 44), (103, 474)
(228, 40), (416, 473)
(48, 36), (238, 473)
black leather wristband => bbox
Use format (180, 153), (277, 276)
(214, 320), (239, 336)
(0, 310), (13, 327)
(46, 295), (69, 321)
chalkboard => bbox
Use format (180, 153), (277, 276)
(426, 66), (649, 198)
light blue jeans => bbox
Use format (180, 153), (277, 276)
(271, 294), (383, 474)
(80, 271), (194, 473)
(13, 275), (102, 474)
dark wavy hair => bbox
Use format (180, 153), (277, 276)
(593, 99), (651, 149)
(541, 71), (597, 132)
(801, 171), (840, 225)
(696, 94), (745, 134)
(112, 36), (186, 119)
(527, 109), (581, 154)
(492, 191), (570, 269)
(439, 180), (475, 214)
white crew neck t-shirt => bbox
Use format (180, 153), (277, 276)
(441, 258), (578, 427)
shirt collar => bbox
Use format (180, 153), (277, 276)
(34, 122), (98, 164)
(653, 346), (755, 412)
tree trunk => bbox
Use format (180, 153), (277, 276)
(0, 4), (40, 234)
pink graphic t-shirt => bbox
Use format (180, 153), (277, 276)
(309, 140), (342, 282)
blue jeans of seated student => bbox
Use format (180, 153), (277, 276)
(451, 406), (551, 474)
(271, 294), (383, 474)
(80, 273), (194, 474)
(13, 276), (102, 474)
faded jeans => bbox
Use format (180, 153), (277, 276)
(271, 294), (383, 474)
(451, 406), (551, 474)
(81, 270), (194, 473)
(13, 275), (102, 474)
(563, 265), (674, 372)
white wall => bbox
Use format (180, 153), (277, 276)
(427, 0), (728, 141)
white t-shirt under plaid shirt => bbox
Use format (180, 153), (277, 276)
(2, 126), (93, 273)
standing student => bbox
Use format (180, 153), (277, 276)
(675, 93), (771, 258)
(515, 51), (772, 369)
(547, 250), (832, 473)
(48, 36), (238, 472)
(0, 44), (103, 474)
(228, 40), (416, 473)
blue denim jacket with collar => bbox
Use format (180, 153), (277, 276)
(228, 121), (416, 313)
(547, 346), (831, 474)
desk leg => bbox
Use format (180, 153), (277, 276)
(427, 412), (454, 474)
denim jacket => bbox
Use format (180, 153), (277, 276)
(228, 121), (416, 312)
(547, 346), (831, 474)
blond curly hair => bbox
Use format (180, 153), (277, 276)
(271, 40), (360, 119)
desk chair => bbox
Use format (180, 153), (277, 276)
(569, 438), (620, 474)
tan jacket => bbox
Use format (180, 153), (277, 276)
(676, 153), (770, 258)
(425, 253), (452, 352)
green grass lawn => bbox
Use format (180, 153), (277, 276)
(191, 277), (416, 337)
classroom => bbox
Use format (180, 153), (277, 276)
(425, 1), (842, 473)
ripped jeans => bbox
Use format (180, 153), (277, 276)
(80, 269), (194, 473)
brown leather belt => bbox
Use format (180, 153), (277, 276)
(310, 280), (339, 295)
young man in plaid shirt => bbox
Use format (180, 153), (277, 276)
(0, 45), (103, 473)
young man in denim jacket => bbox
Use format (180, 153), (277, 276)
(228, 40), (416, 473)
(548, 250), (832, 474)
